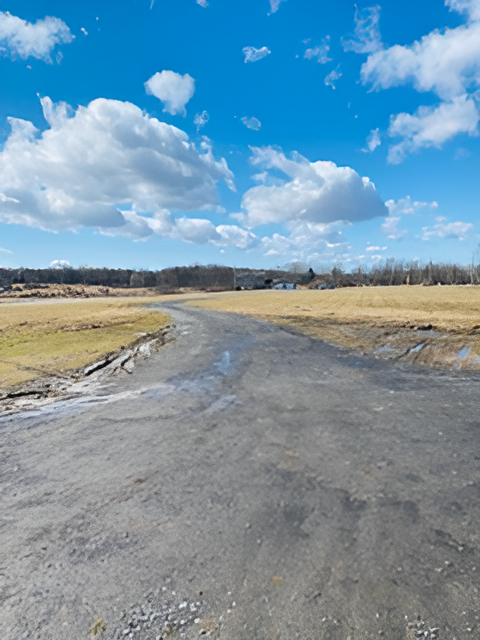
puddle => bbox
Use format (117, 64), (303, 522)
(1, 338), (254, 428)
(214, 351), (233, 375)
(457, 346), (471, 360)
(409, 343), (425, 354)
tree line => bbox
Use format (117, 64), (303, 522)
(326, 259), (480, 287)
(0, 264), (235, 290)
(0, 259), (478, 291)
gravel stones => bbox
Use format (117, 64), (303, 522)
(111, 594), (209, 640)
(406, 617), (440, 640)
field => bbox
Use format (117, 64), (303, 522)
(0, 298), (171, 389)
(3, 285), (480, 392)
(188, 285), (480, 369)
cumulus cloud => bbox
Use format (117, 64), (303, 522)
(197, 0), (209, 6)
(241, 116), (262, 131)
(304, 37), (331, 64)
(386, 196), (438, 215)
(261, 221), (350, 261)
(145, 70), (195, 116)
(381, 196), (441, 240)
(50, 259), (71, 268)
(387, 95), (479, 163)
(357, 3), (480, 161)
(422, 217), (473, 240)
(240, 146), (388, 227)
(194, 110), (209, 131)
(80, 27), (88, 36)
(363, 128), (381, 153)
(366, 244), (387, 251)
(361, 21), (480, 101)
(243, 46), (271, 63)
(446, 0), (480, 21)
(0, 96), (234, 237)
(341, 5), (383, 54)
(381, 216), (407, 239)
(325, 67), (342, 89)
(0, 11), (73, 62)
(215, 225), (259, 249)
(100, 209), (259, 248)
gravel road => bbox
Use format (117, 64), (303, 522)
(1, 303), (479, 640)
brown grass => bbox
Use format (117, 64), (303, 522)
(0, 297), (172, 388)
(187, 286), (480, 330)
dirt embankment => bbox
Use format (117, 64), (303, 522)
(0, 298), (174, 413)
(0, 283), (231, 302)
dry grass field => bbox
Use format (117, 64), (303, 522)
(0, 298), (171, 388)
(188, 286), (480, 369)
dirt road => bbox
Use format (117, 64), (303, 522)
(1, 303), (479, 639)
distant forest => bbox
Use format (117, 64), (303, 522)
(0, 259), (479, 291)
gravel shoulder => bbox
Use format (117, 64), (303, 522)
(0, 302), (479, 639)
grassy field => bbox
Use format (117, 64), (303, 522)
(0, 298), (171, 388)
(188, 286), (480, 368)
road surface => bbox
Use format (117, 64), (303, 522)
(0, 303), (479, 639)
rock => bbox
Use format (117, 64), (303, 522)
(122, 360), (135, 374)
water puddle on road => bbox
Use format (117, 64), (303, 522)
(409, 343), (426, 354)
(457, 346), (471, 360)
(0, 339), (253, 429)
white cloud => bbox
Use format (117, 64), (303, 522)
(325, 67), (342, 89)
(197, 0), (209, 6)
(387, 95), (479, 163)
(100, 210), (259, 248)
(260, 221), (351, 262)
(269, 0), (286, 14)
(240, 146), (388, 227)
(358, 4), (480, 161)
(366, 244), (387, 251)
(215, 225), (259, 249)
(363, 128), (381, 153)
(361, 20), (480, 101)
(80, 27), (88, 36)
(381, 216), (407, 239)
(422, 218), (474, 240)
(304, 38), (331, 64)
(50, 259), (71, 268)
(0, 97), (233, 236)
(0, 191), (20, 204)
(241, 116), (262, 131)
(386, 196), (438, 215)
(0, 247), (12, 254)
(0, 11), (73, 62)
(341, 5), (382, 55)
(194, 110), (209, 131)
(446, 0), (480, 21)
(243, 46), (271, 63)
(145, 70), (195, 116)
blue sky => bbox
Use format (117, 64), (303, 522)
(0, 0), (479, 271)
